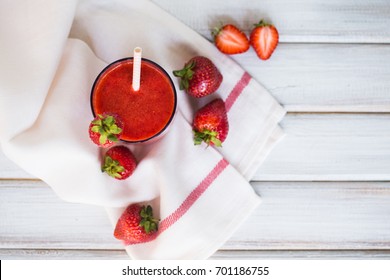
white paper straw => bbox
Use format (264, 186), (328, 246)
(132, 47), (142, 91)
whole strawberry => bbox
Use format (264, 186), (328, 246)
(102, 145), (137, 180)
(89, 113), (123, 148)
(173, 56), (223, 98)
(114, 204), (159, 244)
(193, 98), (229, 147)
(250, 20), (279, 60)
(212, 24), (250, 55)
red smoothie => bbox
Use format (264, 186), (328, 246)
(91, 58), (177, 143)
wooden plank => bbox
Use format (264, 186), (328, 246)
(152, 1), (390, 111)
(230, 181), (390, 250)
(254, 114), (390, 181)
(0, 180), (120, 250)
(1, 249), (390, 260)
(235, 44), (390, 113)
(0, 249), (128, 260)
(1, 114), (389, 181)
(152, 0), (390, 43)
(212, 250), (390, 260)
(1, 181), (389, 250)
(0, 152), (33, 179)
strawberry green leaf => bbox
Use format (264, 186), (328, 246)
(193, 129), (222, 147)
(109, 124), (122, 134)
(144, 221), (151, 233)
(173, 60), (196, 91)
(104, 116), (115, 126)
(102, 155), (125, 179)
(180, 79), (189, 91)
(91, 119), (102, 126)
(90, 114), (122, 145)
(105, 156), (113, 165)
(149, 222), (157, 232)
(194, 132), (204, 145)
(91, 126), (100, 133)
(254, 19), (271, 28)
(138, 205), (159, 234)
(99, 134), (108, 145)
(107, 134), (119, 142)
(210, 137), (222, 147)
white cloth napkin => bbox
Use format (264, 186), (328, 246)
(0, 0), (285, 259)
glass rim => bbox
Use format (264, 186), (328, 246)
(90, 57), (177, 143)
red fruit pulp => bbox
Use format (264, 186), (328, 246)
(91, 58), (176, 143)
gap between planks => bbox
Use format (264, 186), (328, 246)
(1, 180), (390, 250)
(1, 249), (390, 260)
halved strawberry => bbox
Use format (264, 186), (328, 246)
(89, 113), (123, 148)
(193, 98), (229, 147)
(114, 204), (159, 244)
(212, 24), (250, 55)
(102, 145), (137, 180)
(250, 20), (279, 60)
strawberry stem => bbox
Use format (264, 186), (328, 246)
(92, 114), (122, 145)
(139, 205), (159, 234)
(173, 60), (196, 91)
(253, 19), (272, 28)
(102, 155), (125, 179)
(211, 21), (224, 39)
(193, 129), (222, 147)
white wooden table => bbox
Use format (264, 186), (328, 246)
(1, 0), (390, 259)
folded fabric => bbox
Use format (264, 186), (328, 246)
(0, 0), (285, 259)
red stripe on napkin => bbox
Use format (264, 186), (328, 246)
(126, 159), (229, 245)
(160, 158), (229, 232)
(225, 72), (251, 112)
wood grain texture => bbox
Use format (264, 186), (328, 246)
(234, 44), (390, 112)
(149, 1), (390, 112)
(0, 153), (32, 179)
(1, 181), (389, 251)
(254, 113), (390, 181)
(151, 0), (390, 43)
(1, 0), (390, 260)
(232, 181), (390, 250)
(1, 249), (390, 260)
(1, 114), (389, 181)
(0, 180), (118, 250)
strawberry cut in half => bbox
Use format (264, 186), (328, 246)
(102, 145), (137, 180)
(173, 56), (223, 98)
(212, 24), (250, 55)
(250, 20), (279, 60)
(193, 98), (229, 147)
(89, 113), (123, 148)
(114, 204), (159, 244)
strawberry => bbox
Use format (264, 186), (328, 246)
(102, 145), (137, 180)
(193, 98), (229, 147)
(250, 20), (279, 60)
(89, 113), (123, 148)
(173, 56), (223, 98)
(114, 204), (159, 244)
(212, 24), (250, 55)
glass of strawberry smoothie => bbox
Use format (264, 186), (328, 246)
(91, 57), (177, 143)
